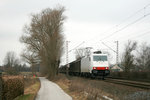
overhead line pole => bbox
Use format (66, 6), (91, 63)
(101, 41), (119, 65)
(101, 42), (116, 53)
(115, 41), (119, 65)
(66, 41), (70, 75)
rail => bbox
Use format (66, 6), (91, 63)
(104, 78), (150, 89)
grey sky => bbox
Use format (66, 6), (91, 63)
(0, 0), (150, 65)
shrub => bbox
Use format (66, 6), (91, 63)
(2, 76), (24, 100)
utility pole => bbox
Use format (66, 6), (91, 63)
(102, 42), (116, 53)
(102, 41), (119, 65)
(66, 41), (69, 75)
(101, 41), (119, 65)
(0, 70), (2, 100)
(115, 41), (119, 65)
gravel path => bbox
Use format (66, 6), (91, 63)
(36, 77), (72, 100)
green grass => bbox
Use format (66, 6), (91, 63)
(14, 94), (34, 100)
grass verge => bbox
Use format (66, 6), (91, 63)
(54, 74), (150, 100)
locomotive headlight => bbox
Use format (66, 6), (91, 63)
(106, 67), (109, 69)
(93, 67), (96, 70)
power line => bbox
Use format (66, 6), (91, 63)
(116, 3), (150, 27)
(130, 31), (150, 39)
(115, 24), (150, 41)
(101, 42), (116, 53)
(68, 41), (85, 53)
(98, 4), (150, 41)
(118, 30), (150, 43)
(68, 3), (150, 53)
(100, 13), (150, 41)
(86, 3), (150, 43)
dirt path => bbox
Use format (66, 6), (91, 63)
(36, 77), (72, 100)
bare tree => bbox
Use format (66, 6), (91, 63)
(75, 48), (86, 60)
(3, 51), (20, 75)
(136, 43), (150, 71)
(121, 40), (137, 72)
(75, 47), (92, 60)
(4, 51), (18, 67)
(20, 6), (66, 79)
(21, 50), (39, 75)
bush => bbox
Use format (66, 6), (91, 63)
(5, 67), (19, 75)
(2, 76), (24, 100)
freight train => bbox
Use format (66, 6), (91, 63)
(59, 51), (110, 79)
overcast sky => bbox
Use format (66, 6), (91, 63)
(0, 0), (150, 65)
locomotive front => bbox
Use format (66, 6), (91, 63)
(91, 54), (110, 76)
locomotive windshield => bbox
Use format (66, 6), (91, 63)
(93, 56), (107, 61)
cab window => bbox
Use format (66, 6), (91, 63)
(93, 56), (107, 61)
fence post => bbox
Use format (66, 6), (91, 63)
(0, 70), (2, 100)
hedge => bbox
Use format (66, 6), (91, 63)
(2, 76), (24, 100)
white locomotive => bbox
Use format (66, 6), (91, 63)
(81, 52), (110, 76)
(60, 51), (110, 79)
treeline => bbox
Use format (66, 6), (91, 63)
(1, 51), (39, 75)
(121, 40), (150, 72)
(1, 64), (31, 73)
(110, 41), (150, 81)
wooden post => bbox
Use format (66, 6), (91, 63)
(0, 70), (2, 100)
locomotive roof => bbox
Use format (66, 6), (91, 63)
(92, 53), (108, 55)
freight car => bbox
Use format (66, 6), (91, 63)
(59, 51), (110, 79)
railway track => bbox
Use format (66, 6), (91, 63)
(104, 78), (150, 89)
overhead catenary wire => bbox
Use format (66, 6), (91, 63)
(68, 41), (85, 53)
(85, 3), (150, 43)
(101, 42), (117, 53)
(120, 30), (150, 43)
(102, 25), (150, 44)
(100, 13), (150, 41)
(67, 3), (150, 54)
(116, 3), (150, 27)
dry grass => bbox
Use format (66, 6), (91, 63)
(14, 77), (40, 100)
(2, 75), (24, 81)
(54, 74), (149, 100)
(24, 78), (40, 95)
(53, 74), (87, 100)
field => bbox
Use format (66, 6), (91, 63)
(54, 74), (150, 100)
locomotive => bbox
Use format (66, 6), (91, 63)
(59, 51), (110, 79)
